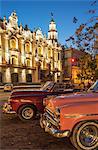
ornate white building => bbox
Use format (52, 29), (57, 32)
(0, 11), (62, 84)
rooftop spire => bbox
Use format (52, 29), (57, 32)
(48, 13), (58, 43)
(51, 12), (54, 22)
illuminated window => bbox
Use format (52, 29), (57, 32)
(48, 49), (51, 58)
(25, 42), (30, 53)
(10, 38), (16, 49)
(26, 59), (30, 66)
(38, 46), (42, 55)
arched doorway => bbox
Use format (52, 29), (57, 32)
(11, 73), (19, 84)
(26, 74), (32, 82)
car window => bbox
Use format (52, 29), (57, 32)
(53, 84), (64, 92)
(41, 82), (54, 91)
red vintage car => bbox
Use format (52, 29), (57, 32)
(3, 81), (76, 121)
(40, 81), (98, 150)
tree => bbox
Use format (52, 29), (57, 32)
(77, 54), (97, 82)
(65, 9), (98, 54)
(95, 69), (98, 79)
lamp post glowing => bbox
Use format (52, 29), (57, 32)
(35, 56), (41, 82)
(71, 58), (75, 63)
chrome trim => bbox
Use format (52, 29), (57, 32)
(45, 107), (60, 127)
(40, 115), (70, 138)
(45, 107), (55, 117)
(3, 103), (16, 114)
(44, 113), (59, 127)
(64, 113), (98, 118)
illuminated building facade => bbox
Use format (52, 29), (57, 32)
(0, 11), (62, 84)
(64, 48), (87, 84)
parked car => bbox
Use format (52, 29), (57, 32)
(3, 81), (77, 121)
(40, 80), (98, 150)
(4, 83), (13, 92)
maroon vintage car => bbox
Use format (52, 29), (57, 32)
(3, 81), (76, 121)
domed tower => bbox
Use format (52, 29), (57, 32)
(48, 14), (58, 44)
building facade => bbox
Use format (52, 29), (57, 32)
(0, 11), (62, 85)
(63, 48), (88, 84)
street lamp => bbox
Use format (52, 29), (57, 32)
(35, 56), (41, 82)
(46, 59), (52, 81)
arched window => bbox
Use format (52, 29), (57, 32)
(26, 59), (30, 66)
(10, 37), (16, 49)
(25, 42), (30, 53)
(48, 49), (51, 58)
(38, 46), (42, 55)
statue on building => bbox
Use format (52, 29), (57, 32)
(7, 10), (18, 31)
(35, 28), (43, 41)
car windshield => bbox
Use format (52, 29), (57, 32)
(88, 80), (98, 92)
(40, 81), (54, 91)
(5, 84), (11, 86)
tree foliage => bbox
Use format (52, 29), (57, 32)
(77, 54), (97, 82)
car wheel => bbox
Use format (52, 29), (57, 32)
(70, 122), (98, 150)
(18, 105), (36, 121)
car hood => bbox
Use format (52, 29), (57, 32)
(47, 92), (98, 111)
(10, 89), (47, 98)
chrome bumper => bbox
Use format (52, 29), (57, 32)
(3, 102), (16, 114)
(40, 114), (70, 138)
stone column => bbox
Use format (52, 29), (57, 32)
(21, 39), (25, 65)
(35, 63), (39, 82)
(0, 34), (1, 46)
(34, 61), (41, 82)
(32, 70), (36, 82)
(16, 38), (18, 49)
(0, 49), (2, 64)
(21, 69), (26, 83)
(30, 42), (32, 53)
(54, 72), (58, 82)
(4, 68), (11, 83)
(4, 36), (10, 63)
